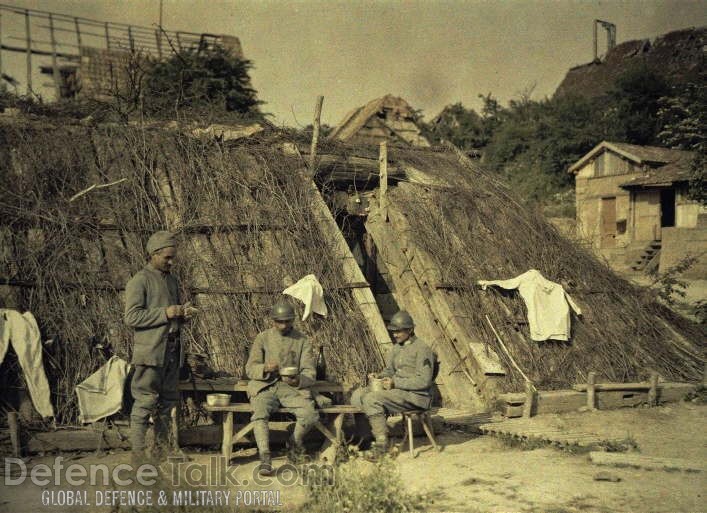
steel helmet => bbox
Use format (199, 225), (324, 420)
(270, 300), (296, 321)
(387, 310), (414, 331)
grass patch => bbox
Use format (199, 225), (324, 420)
(300, 449), (429, 513)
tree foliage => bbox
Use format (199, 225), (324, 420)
(142, 43), (262, 118)
(424, 67), (702, 206)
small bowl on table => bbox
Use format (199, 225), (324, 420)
(206, 393), (231, 407)
(280, 366), (299, 377)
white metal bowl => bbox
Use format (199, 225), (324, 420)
(280, 366), (299, 377)
(206, 393), (231, 407)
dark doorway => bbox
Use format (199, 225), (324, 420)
(660, 189), (676, 228)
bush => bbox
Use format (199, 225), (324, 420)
(302, 454), (428, 513)
(142, 43), (262, 118)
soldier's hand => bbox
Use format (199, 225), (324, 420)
(183, 302), (198, 320)
(282, 375), (299, 387)
(381, 377), (394, 390)
(367, 373), (380, 381)
(166, 305), (184, 319)
(264, 361), (279, 373)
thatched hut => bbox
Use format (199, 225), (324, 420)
(0, 115), (703, 424)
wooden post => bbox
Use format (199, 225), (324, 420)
(128, 26), (135, 52)
(586, 371), (597, 410)
(25, 10), (32, 95)
(379, 141), (388, 221)
(647, 372), (659, 407)
(309, 95), (324, 173)
(522, 380), (535, 418)
(48, 14), (61, 100)
(0, 14), (4, 78)
(155, 29), (163, 59)
(74, 17), (82, 48)
(104, 22), (110, 49)
(9, 412), (21, 457)
(222, 411), (233, 463)
(176, 32), (182, 51)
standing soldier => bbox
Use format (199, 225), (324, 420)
(245, 300), (318, 475)
(124, 231), (191, 464)
(350, 310), (437, 457)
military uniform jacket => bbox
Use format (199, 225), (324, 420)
(245, 327), (316, 398)
(380, 335), (436, 397)
(124, 264), (182, 367)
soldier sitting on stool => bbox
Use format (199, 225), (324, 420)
(350, 310), (437, 457)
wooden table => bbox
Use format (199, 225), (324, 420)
(178, 376), (352, 394)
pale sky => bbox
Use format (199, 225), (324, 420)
(1, 0), (705, 127)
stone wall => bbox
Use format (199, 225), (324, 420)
(660, 219), (707, 278)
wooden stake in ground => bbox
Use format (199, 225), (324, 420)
(587, 371), (597, 411)
(8, 411), (20, 457)
(522, 380), (535, 418)
(379, 141), (388, 221)
(309, 95), (324, 174)
(647, 372), (659, 406)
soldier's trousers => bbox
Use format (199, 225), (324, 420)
(130, 350), (179, 452)
(249, 381), (318, 427)
(350, 386), (431, 417)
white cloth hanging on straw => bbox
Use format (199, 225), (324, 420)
(283, 274), (328, 321)
(478, 269), (582, 342)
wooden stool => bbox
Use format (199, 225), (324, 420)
(400, 410), (442, 458)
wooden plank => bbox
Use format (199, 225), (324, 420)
(384, 203), (504, 407)
(179, 378), (347, 393)
(365, 210), (482, 409)
(306, 174), (391, 360)
(589, 451), (706, 473)
(574, 382), (653, 392)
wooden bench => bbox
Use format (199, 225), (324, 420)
(203, 403), (362, 463)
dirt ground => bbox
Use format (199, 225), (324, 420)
(1, 402), (704, 513)
(399, 402), (706, 513)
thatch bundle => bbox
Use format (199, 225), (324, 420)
(386, 146), (704, 391)
(0, 119), (382, 423)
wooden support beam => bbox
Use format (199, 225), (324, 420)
(365, 209), (484, 409)
(383, 202), (504, 407)
(305, 173), (391, 361)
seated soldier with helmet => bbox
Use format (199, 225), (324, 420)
(350, 310), (437, 456)
(245, 299), (318, 475)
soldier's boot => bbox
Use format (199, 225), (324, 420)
(130, 420), (153, 468)
(287, 423), (309, 463)
(366, 415), (388, 460)
(253, 421), (274, 476)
